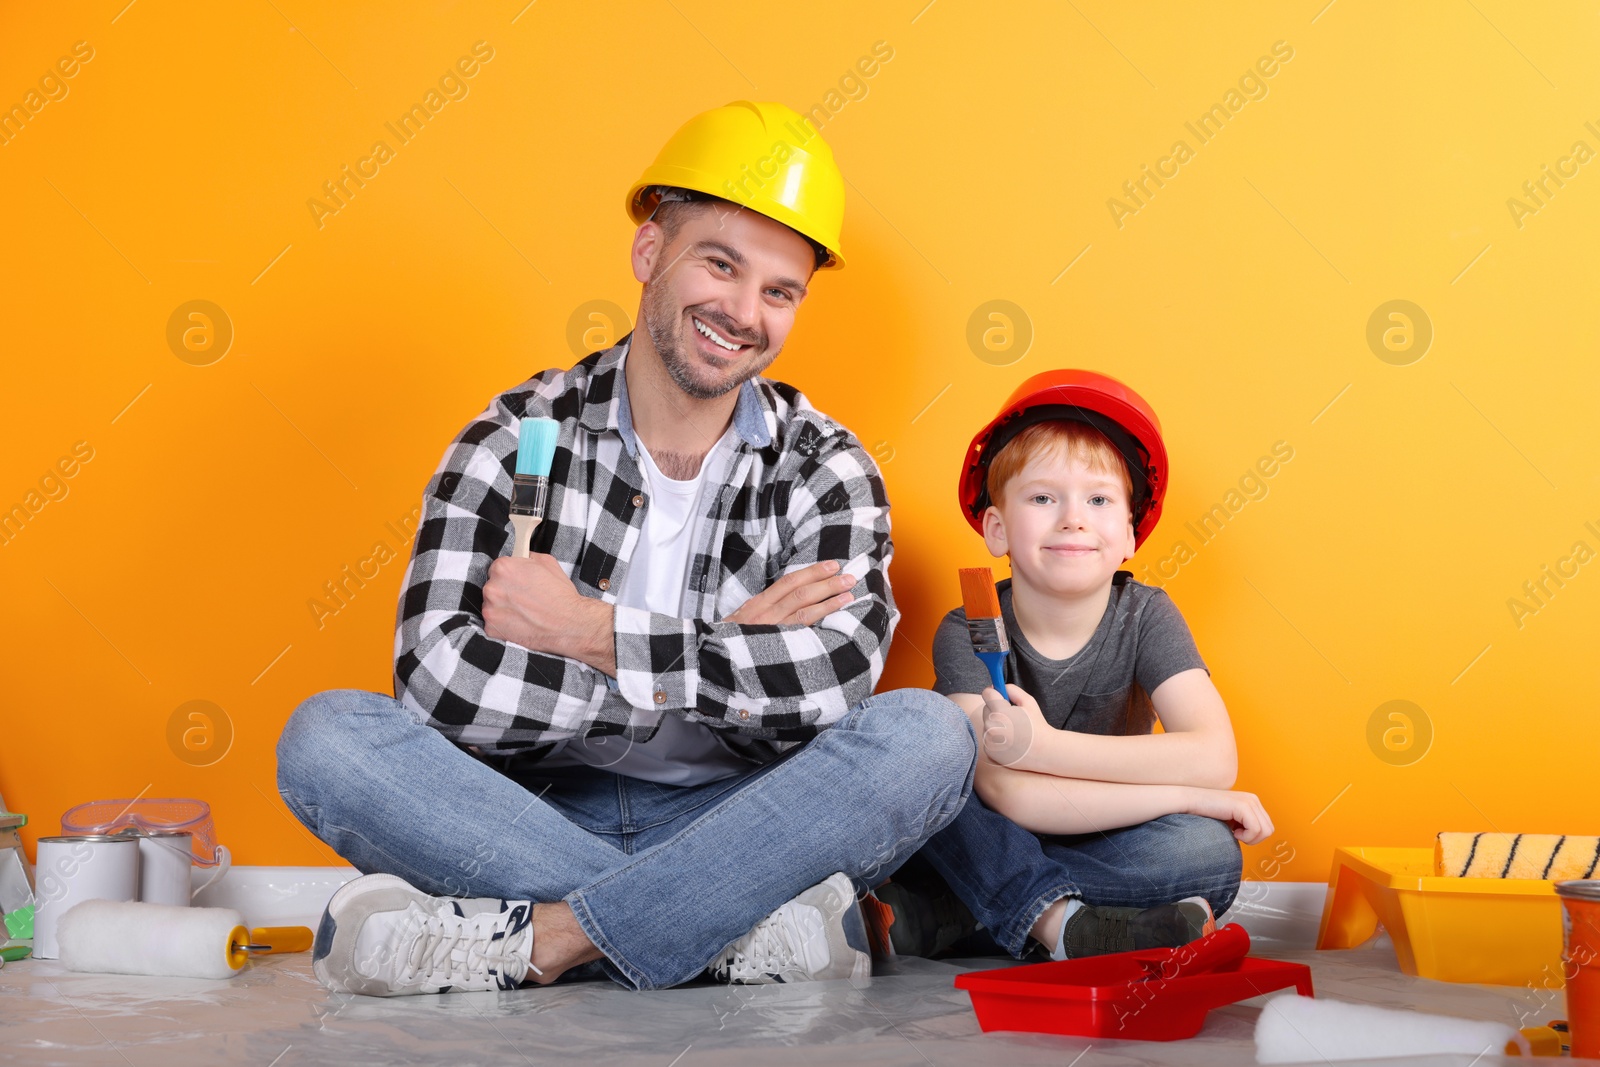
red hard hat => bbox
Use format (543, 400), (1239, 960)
(958, 369), (1168, 549)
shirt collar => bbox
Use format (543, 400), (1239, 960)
(580, 333), (773, 457)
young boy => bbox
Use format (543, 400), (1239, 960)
(879, 369), (1273, 962)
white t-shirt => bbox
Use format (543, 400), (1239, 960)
(541, 416), (754, 786)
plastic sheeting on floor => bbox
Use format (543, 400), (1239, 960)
(0, 933), (1580, 1066)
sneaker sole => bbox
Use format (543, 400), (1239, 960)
(819, 872), (873, 982)
(314, 873), (432, 997)
(858, 889), (897, 961)
(1175, 895), (1217, 940)
(849, 945), (872, 981)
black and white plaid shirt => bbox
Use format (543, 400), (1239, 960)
(393, 334), (898, 761)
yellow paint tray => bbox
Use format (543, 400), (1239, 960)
(1317, 845), (1565, 986)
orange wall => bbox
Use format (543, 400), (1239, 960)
(3, 2), (1596, 881)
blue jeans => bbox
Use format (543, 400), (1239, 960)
(275, 687), (976, 990)
(912, 793), (1243, 958)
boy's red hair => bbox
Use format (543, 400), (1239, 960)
(985, 420), (1133, 511)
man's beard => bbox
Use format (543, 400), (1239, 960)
(640, 274), (776, 400)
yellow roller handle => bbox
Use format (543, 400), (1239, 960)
(226, 925), (250, 970)
(1510, 1021), (1566, 1056)
(248, 926), (314, 954)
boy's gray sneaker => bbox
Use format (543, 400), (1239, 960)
(872, 879), (979, 958)
(708, 872), (872, 984)
(312, 873), (539, 996)
(1061, 894), (1216, 959)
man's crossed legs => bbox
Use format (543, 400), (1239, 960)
(275, 686), (977, 993)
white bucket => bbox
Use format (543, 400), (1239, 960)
(32, 835), (140, 959)
(137, 832), (231, 906)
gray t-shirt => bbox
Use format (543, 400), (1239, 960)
(932, 572), (1207, 736)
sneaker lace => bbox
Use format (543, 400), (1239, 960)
(399, 906), (542, 989)
(713, 910), (803, 982)
(1075, 908), (1139, 953)
(1086, 909), (1130, 954)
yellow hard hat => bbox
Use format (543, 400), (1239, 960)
(625, 101), (846, 270)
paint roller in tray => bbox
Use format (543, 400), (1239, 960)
(56, 899), (311, 979)
(1435, 831), (1600, 879)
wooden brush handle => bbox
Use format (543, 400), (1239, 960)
(509, 514), (539, 559)
(509, 515), (534, 559)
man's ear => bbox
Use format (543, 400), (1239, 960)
(631, 222), (666, 284)
(981, 504), (1008, 559)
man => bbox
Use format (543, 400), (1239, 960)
(275, 100), (976, 996)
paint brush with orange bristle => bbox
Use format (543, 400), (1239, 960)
(958, 567), (1010, 694)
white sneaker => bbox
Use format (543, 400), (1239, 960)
(708, 872), (872, 985)
(312, 873), (541, 996)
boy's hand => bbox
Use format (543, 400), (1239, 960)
(1181, 787), (1274, 845)
(979, 684), (1050, 771)
(725, 560), (858, 625)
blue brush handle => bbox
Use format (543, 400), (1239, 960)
(975, 651), (1008, 696)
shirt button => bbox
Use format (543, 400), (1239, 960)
(653, 690), (667, 705)
(598, 578), (610, 591)
(632, 494), (644, 507)
(738, 709), (750, 721)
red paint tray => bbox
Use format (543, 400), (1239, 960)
(954, 924), (1313, 1041)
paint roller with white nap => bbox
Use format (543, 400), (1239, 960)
(1253, 993), (1531, 1062)
(56, 899), (309, 980)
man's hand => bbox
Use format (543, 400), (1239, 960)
(483, 554), (615, 674)
(1180, 786), (1275, 845)
(724, 559), (857, 625)
(979, 684), (1051, 771)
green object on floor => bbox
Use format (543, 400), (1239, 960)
(1, 944), (29, 963)
(4, 903), (33, 940)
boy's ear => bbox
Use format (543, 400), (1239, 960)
(981, 505), (1008, 559)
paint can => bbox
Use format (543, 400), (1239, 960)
(32, 835), (140, 959)
(1557, 880), (1600, 1058)
(137, 832), (231, 906)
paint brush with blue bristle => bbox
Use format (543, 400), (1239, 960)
(959, 567), (1011, 695)
(510, 417), (559, 558)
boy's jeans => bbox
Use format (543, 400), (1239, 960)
(275, 687), (976, 990)
(913, 793), (1244, 958)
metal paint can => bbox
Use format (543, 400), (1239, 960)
(137, 832), (196, 907)
(32, 835), (140, 959)
(134, 831), (231, 906)
(1557, 880), (1600, 1059)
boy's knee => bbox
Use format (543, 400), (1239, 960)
(1166, 814), (1242, 867)
(1159, 813), (1243, 910)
